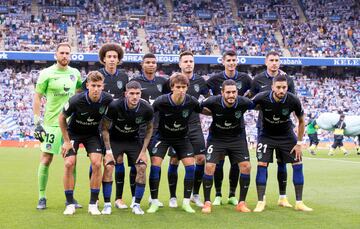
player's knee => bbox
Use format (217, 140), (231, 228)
(195, 155), (205, 165)
(258, 161), (268, 167)
(41, 153), (53, 165)
(170, 157), (179, 165)
(91, 160), (102, 171)
(240, 162), (251, 174)
(205, 163), (216, 175)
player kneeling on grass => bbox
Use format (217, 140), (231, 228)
(101, 81), (154, 215)
(59, 71), (113, 215)
(201, 79), (253, 213)
(252, 75), (312, 212)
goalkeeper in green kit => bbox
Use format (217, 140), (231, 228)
(306, 113), (319, 155)
(33, 43), (82, 210)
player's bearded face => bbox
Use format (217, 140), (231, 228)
(142, 58), (157, 75)
(266, 55), (280, 73)
(87, 81), (104, 102)
(104, 51), (119, 69)
(272, 82), (288, 99)
(179, 55), (194, 74)
(222, 56), (237, 72)
(125, 89), (141, 108)
(222, 85), (237, 105)
(56, 46), (71, 67)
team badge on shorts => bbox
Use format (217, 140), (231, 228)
(117, 81), (123, 89)
(46, 144), (52, 150)
(235, 111), (242, 119)
(194, 84), (200, 93)
(182, 110), (189, 118)
(157, 84), (163, 92)
(282, 108), (289, 116)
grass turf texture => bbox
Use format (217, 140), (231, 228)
(1, 147), (359, 229)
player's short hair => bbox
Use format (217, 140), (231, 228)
(266, 51), (280, 58)
(98, 43), (124, 65)
(170, 72), (189, 87)
(143, 53), (156, 61)
(179, 51), (194, 60)
(222, 50), (237, 59)
(272, 74), (287, 84)
(126, 81), (142, 90)
(221, 79), (237, 91)
(86, 71), (104, 83)
(56, 42), (71, 51)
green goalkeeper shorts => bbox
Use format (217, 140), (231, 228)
(40, 126), (63, 155)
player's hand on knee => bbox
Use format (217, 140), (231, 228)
(61, 141), (74, 158)
(105, 149), (115, 166)
(136, 151), (148, 165)
(290, 144), (302, 161)
(34, 124), (46, 142)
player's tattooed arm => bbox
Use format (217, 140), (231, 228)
(100, 118), (112, 151)
(291, 114), (305, 161)
(139, 121), (153, 160)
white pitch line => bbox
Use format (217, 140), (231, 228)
(303, 157), (360, 164)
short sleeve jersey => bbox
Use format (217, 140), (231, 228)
(35, 64), (82, 126)
(207, 71), (251, 96)
(62, 91), (113, 135)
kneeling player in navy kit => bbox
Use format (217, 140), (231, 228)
(252, 75), (313, 212)
(147, 73), (201, 214)
(101, 81), (154, 215)
(59, 71), (113, 215)
(201, 79), (253, 213)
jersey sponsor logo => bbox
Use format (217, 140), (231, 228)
(124, 125), (132, 131)
(182, 109), (189, 118)
(272, 115), (280, 121)
(87, 117), (95, 122)
(157, 84), (162, 92)
(282, 108), (289, 116)
(224, 121), (232, 127)
(194, 84), (200, 93)
(235, 111), (242, 119)
(117, 81), (123, 89)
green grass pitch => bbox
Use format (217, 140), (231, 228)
(1, 147), (359, 229)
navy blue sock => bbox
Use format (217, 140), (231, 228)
(184, 165), (195, 199)
(277, 162), (287, 195)
(229, 163), (240, 197)
(102, 181), (112, 203)
(65, 190), (74, 204)
(90, 189), (100, 204)
(239, 173), (250, 201)
(256, 165), (268, 201)
(149, 165), (161, 199)
(292, 164), (304, 201)
(135, 183), (145, 204)
(130, 165), (137, 197)
(115, 163), (125, 200)
(168, 164), (178, 198)
(202, 174), (213, 202)
(193, 164), (204, 195)
(89, 164), (92, 179)
(214, 160), (224, 197)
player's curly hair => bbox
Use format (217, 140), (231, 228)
(98, 43), (124, 65)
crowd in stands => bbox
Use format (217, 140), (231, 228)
(1, 66), (359, 144)
(1, 0), (359, 57)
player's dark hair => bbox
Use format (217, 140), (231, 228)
(143, 53), (156, 61)
(87, 71), (104, 82)
(56, 42), (71, 51)
(170, 72), (189, 87)
(98, 43), (124, 65)
(266, 51), (280, 58)
(222, 50), (237, 59)
(272, 74), (287, 84)
(179, 51), (194, 60)
(126, 81), (142, 90)
(221, 79), (237, 91)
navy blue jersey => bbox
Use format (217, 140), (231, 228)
(63, 91), (113, 135)
(153, 94), (201, 139)
(104, 98), (153, 139)
(201, 95), (252, 139)
(206, 71), (251, 96)
(131, 74), (168, 105)
(252, 91), (303, 136)
(250, 71), (295, 96)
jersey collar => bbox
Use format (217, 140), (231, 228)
(269, 91), (287, 103)
(102, 68), (119, 77)
(167, 93), (186, 107)
(85, 91), (104, 104)
(141, 73), (156, 83)
(124, 99), (140, 112)
(265, 70), (279, 79)
(221, 96), (238, 108)
(223, 71), (238, 80)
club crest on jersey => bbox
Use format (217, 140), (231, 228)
(182, 109), (189, 118)
(157, 84), (162, 92)
(194, 84), (200, 93)
(282, 108), (289, 116)
(99, 106), (106, 115)
(235, 111), (242, 119)
(117, 81), (123, 89)
(236, 82), (242, 90)
(70, 74), (75, 81)
(135, 117), (143, 124)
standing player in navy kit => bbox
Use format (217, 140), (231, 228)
(101, 81), (154, 215)
(166, 51), (209, 208)
(201, 79), (253, 214)
(147, 73), (202, 214)
(60, 71), (113, 215)
(206, 50), (252, 206)
(84, 43), (130, 212)
(252, 75), (313, 212)
(131, 53), (168, 207)
(249, 51), (295, 208)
